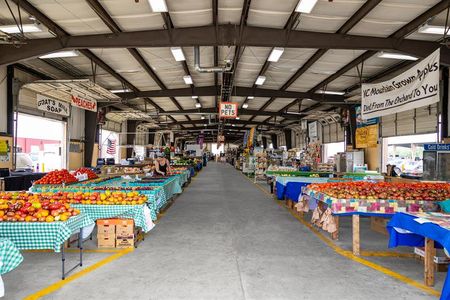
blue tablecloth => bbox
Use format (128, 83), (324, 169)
(189, 166), (195, 177)
(387, 213), (450, 300)
(275, 177), (329, 200)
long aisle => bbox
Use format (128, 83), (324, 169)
(42, 163), (432, 299)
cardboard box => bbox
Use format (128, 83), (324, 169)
(370, 217), (388, 236)
(98, 235), (116, 248)
(116, 236), (134, 248)
(115, 219), (134, 237)
(97, 219), (116, 235)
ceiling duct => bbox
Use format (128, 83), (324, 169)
(194, 46), (232, 73)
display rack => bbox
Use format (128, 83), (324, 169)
(254, 151), (268, 183)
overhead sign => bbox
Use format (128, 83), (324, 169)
(355, 124), (378, 148)
(36, 94), (70, 116)
(71, 94), (97, 112)
(361, 49), (440, 119)
(308, 122), (318, 138)
(219, 102), (238, 119)
(355, 106), (378, 128)
(424, 144), (450, 151)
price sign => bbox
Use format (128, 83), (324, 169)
(219, 102), (238, 119)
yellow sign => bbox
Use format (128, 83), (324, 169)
(0, 140), (8, 154)
(247, 128), (255, 148)
(356, 124), (378, 148)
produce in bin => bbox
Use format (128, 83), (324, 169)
(308, 182), (450, 201)
(34, 169), (78, 185)
(37, 191), (148, 205)
(93, 186), (157, 191)
(0, 192), (80, 222)
(74, 167), (98, 180)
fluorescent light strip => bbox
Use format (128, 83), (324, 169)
(183, 75), (193, 85)
(110, 88), (132, 93)
(247, 96), (254, 100)
(195, 102), (202, 108)
(170, 47), (185, 61)
(255, 76), (266, 86)
(39, 50), (79, 59)
(192, 95), (198, 99)
(317, 90), (345, 95)
(377, 51), (418, 61)
(295, 0), (318, 14)
(418, 24), (448, 35)
(242, 103), (249, 109)
(148, 0), (168, 12)
(268, 47), (284, 62)
(0, 23), (41, 34)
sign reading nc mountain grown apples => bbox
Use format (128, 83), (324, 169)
(361, 49), (440, 119)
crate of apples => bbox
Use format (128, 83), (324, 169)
(0, 194), (80, 222)
(34, 169), (78, 185)
(61, 191), (147, 205)
(308, 182), (450, 201)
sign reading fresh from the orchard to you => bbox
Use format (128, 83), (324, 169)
(361, 48), (440, 119)
(36, 94), (70, 116)
(219, 102), (238, 118)
(71, 94), (97, 112)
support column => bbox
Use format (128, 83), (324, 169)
(271, 134), (277, 149)
(442, 66), (449, 140)
(284, 129), (292, 150)
(126, 120), (137, 158)
(262, 136), (267, 149)
(84, 111), (98, 167)
(347, 106), (357, 149)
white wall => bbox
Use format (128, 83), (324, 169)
(0, 66), (7, 133)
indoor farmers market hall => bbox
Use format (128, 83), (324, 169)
(1, 0), (450, 299)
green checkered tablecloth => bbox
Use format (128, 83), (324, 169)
(163, 177), (182, 199)
(0, 238), (23, 275)
(0, 213), (93, 252)
(71, 204), (153, 232)
(145, 188), (167, 216)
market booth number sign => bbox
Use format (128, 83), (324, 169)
(36, 94), (70, 117)
(219, 102), (238, 119)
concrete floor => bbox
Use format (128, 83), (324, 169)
(3, 162), (442, 299)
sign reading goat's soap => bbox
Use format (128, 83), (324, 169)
(36, 94), (70, 116)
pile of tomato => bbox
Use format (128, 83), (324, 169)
(34, 169), (78, 185)
(75, 167), (98, 180)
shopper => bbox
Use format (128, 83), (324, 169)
(155, 153), (171, 176)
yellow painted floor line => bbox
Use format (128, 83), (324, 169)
(243, 174), (440, 298)
(24, 248), (133, 300)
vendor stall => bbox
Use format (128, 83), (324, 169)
(388, 212), (450, 299)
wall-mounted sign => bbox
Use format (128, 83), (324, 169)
(361, 48), (440, 119)
(308, 121), (318, 138)
(71, 94), (97, 112)
(36, 94), (70, 116)
(355, 106), (378, 128)
(424, 144), (450, 151)
(356, 124), (378, 148)
(219, 102), (238, 119)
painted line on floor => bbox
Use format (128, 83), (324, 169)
(243, 174), (440, 298)
(24, 248), (134, 300)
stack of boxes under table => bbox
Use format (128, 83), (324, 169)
(97, 219), (136, 248)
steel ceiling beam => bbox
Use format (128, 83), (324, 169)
(85, 0), (191, 123)
(1, 25), (448, 66)
(115, 85), (345, 102)
(271, 0), (450, 122)
(255, 0), (382, 116)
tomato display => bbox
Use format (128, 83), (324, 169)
(0, 192), (80, 222)
(74, 167), (98, 180)
(34, 169), (78, 185)
(308, 182), (450, 201)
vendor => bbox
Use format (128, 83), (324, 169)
(155, 153), (171, 176)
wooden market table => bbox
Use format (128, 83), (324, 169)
(387, 212), (450, 299)
(300, 188), (441, 256)
(0, 213), (94, 279)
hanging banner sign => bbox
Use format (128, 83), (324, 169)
(36, 94), (70, 116)
(308, 121), (318, 138)
(355, 124), (378, 148)
(71, 95), (97, 112)
(219, 102), (238, 119)
(361, 49), (440, 119)
(355, 106), (378, 127)
(247, 127), (255, 147)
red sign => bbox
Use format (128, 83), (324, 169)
(219, 102), (238, 119)
(71, 95), (97, 112)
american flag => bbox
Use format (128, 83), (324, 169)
(107, 138), (116, 155)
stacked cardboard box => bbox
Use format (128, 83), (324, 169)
(97, 219), (135, 248)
